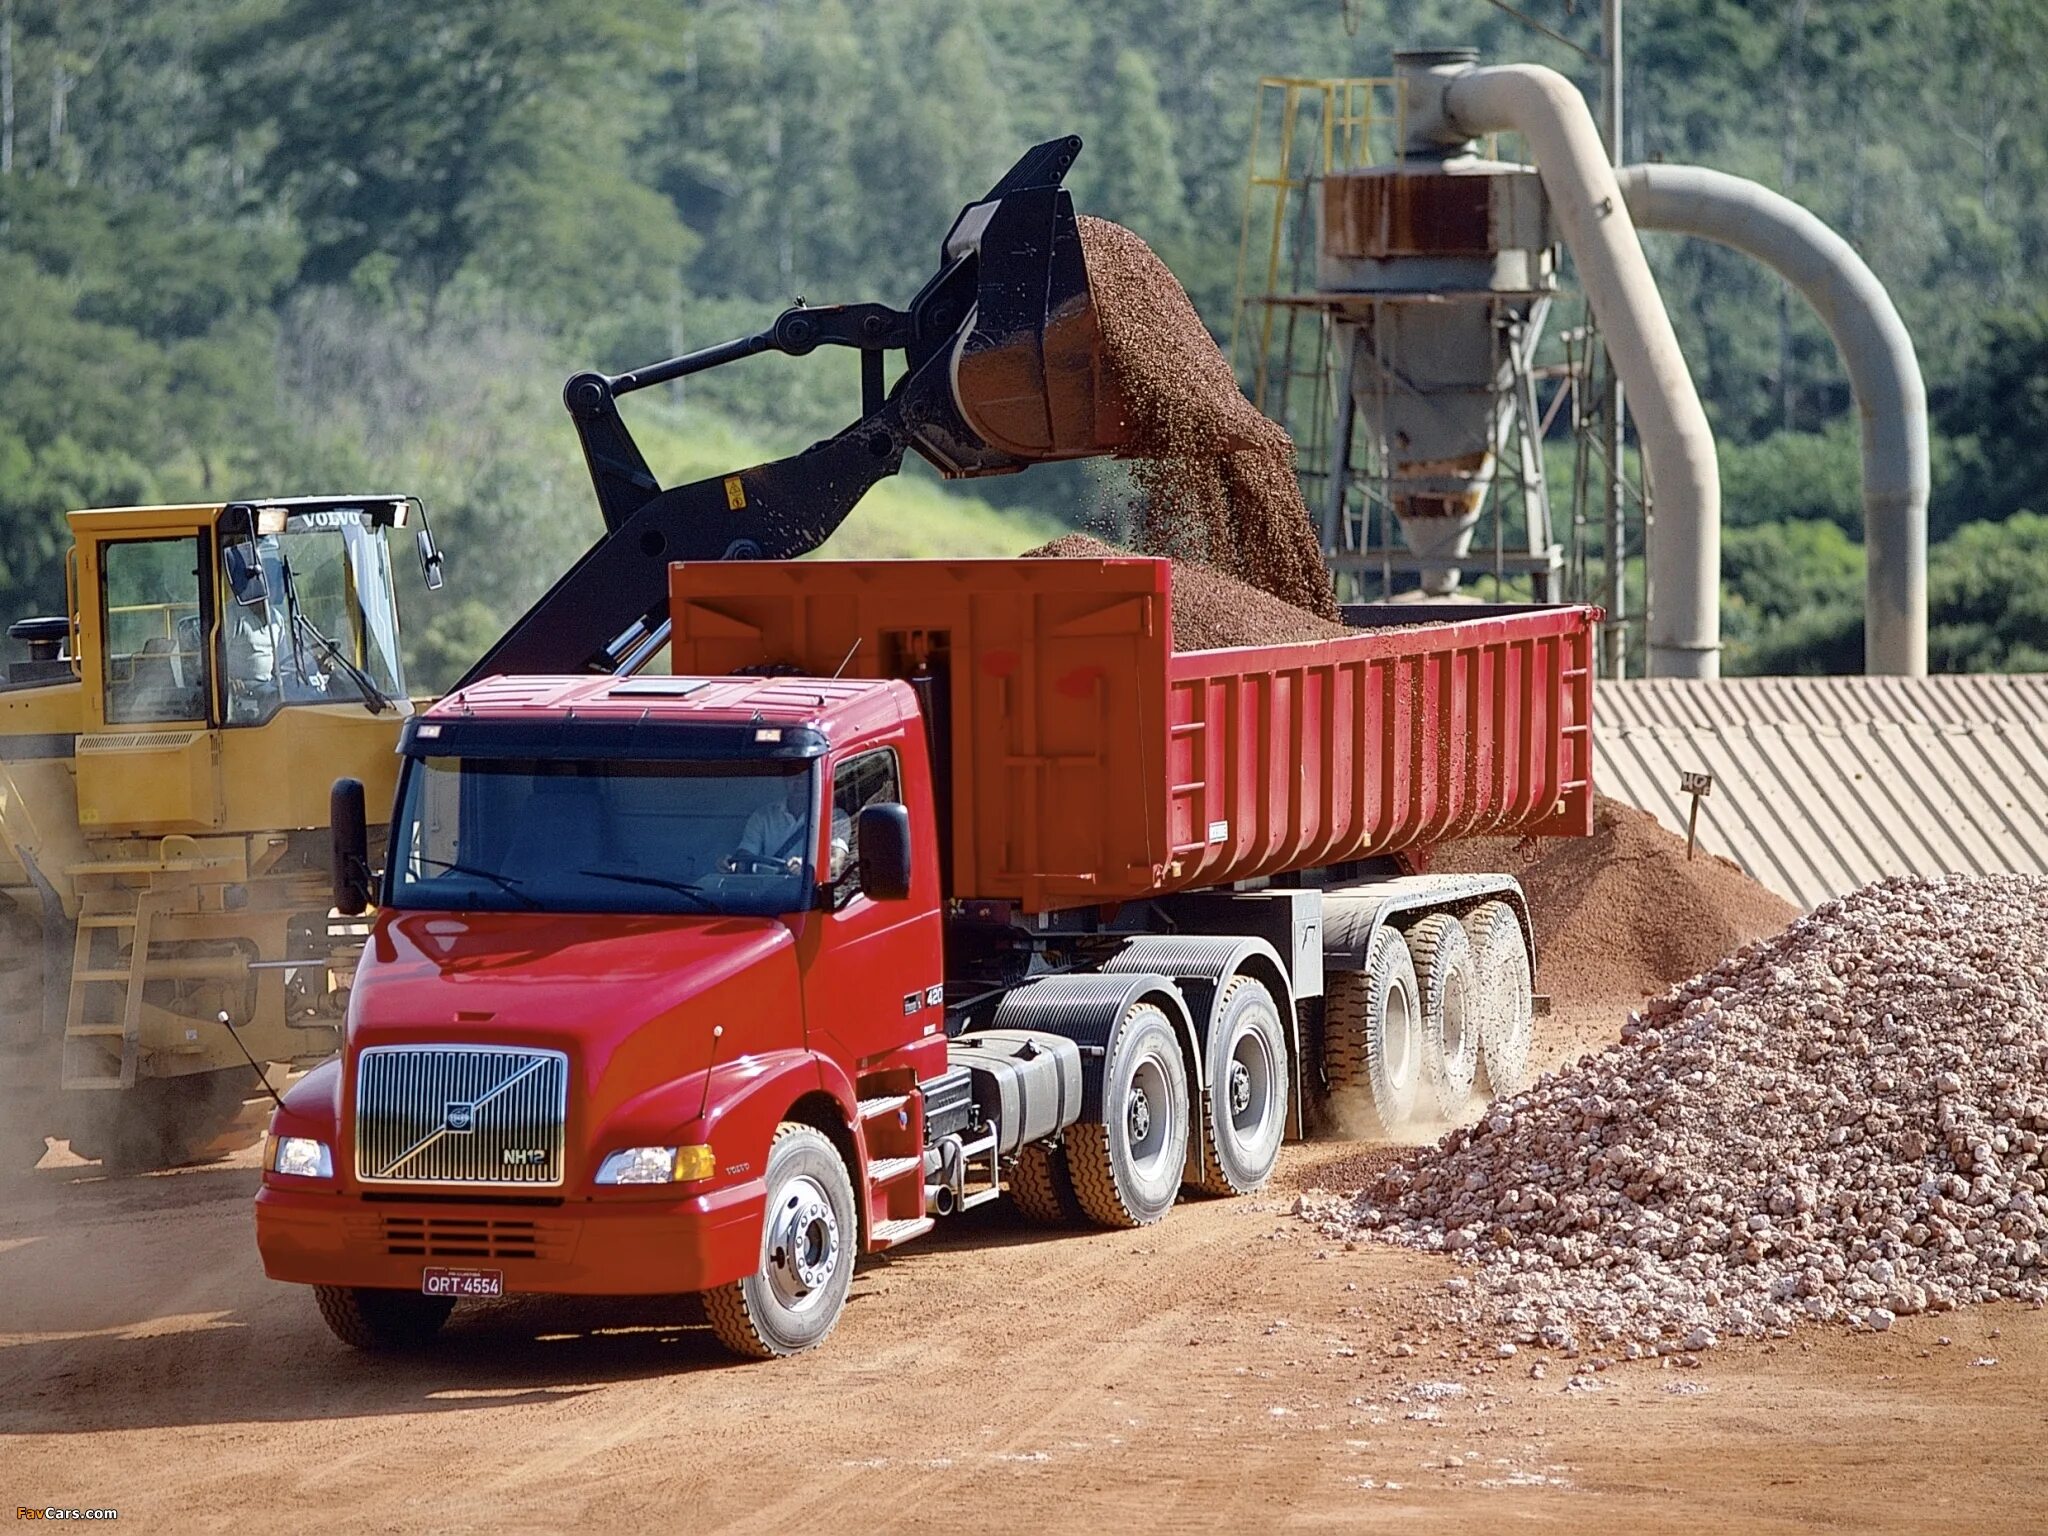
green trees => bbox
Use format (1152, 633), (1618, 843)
(0, 0), (2043, 680)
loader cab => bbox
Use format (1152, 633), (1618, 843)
(66, 496), (437, 834)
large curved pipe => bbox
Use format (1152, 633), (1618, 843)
(1426, 63), (1723, 678)
(1615, 164), (1929, 676)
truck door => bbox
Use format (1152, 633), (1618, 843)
(793, 746), (945, 1079)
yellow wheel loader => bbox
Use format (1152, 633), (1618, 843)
(0, 495), (443, 1169)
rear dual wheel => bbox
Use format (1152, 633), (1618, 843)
(1466, 901), (1536, 1097)
(1010, 1140), (1085, 1226)
(1193, 977), (1288, 1196)
(1322, 927), (1424, 1137)
(1066, 1001), (1189, 1228)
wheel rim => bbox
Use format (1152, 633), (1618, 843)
(764, 1174), (841, 1314)
(1227, 1021), (1278, 1141)
(1440, 973), (1472, 1068)
(1384, 977), (1418, 1094)
(1125, 1054), (1173, 1180)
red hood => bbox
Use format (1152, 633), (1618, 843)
(350, 909), (806, 1135)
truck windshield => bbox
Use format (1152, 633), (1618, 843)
(386, 755), (820, 917)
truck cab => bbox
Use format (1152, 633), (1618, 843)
(256, 673), (951, 1354)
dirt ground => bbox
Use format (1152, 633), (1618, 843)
(4, 1086), (2045, 1534)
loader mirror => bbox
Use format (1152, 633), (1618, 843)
(855, 803), (913, 902)
(416, 528), (445, 592)
(331, 777), (372, 916)
(224, 537), (270, 607)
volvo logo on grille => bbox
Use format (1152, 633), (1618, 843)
(444, 1101), (476, 1133)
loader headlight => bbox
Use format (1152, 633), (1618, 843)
(595, 1145), (716, 1185)
(269, 1136), (334, 1179)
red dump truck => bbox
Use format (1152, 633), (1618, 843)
(254, 556), (1593, 1357)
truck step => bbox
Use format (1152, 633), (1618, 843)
(857, 1094), (910, 1121)
(866, 1156), (922, 1185)
(867, 1216), (934, 1250)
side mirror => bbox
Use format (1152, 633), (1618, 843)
(331, 777), (372, 916)
(854, 803), (913, 902)
(416, 527), (445, 592)
(225, 538), (270, 607)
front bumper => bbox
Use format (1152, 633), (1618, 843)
(255, 1178), (767, 1296)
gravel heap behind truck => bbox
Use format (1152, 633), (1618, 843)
(252, 138), (1601, 1359)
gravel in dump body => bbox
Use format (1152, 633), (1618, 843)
(1024, 532), (1351, 652)
(1078, 215), (1338, 621)
(1432, 794), (1798, 1014)
(1302, 874), (2048, 1354)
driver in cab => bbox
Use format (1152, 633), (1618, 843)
(726, 776), (849, 876)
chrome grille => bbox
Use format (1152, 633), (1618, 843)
(354, 1045), (569, 1186)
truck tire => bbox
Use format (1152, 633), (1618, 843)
(704, 1123), (857, 1359)
(1321, 927), (1422, 1139)
(1467, 901), (1535, 1098)
(1192, 976), (1289, 1196)
(1406, 913), (1479, 1120)
(314, 1286), (455, 1351)
(1010, 1140), (1084, 1226)
(1066, 1001), (1189, 1228)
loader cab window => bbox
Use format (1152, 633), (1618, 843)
(219, 507), (409, 724)
(828, 749), (901, 896)
(101, 537), (209, 725)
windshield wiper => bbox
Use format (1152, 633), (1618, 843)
(575, 867), (720, 912)
(406, 855), (539, 908)
(294, 610), (389, 715)
(276, 551), (388, 715)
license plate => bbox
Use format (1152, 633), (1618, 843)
(422, 1266), (503, 1298)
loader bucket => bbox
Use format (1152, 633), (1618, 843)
(931, 138), (1130, 464)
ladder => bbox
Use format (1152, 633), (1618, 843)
(61, 891), (154, 1090)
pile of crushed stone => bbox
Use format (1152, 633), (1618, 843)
(1078, 215), (1338, 621)
(1023, 533), (1350, 652)
(1303, 875), (2048, 1355)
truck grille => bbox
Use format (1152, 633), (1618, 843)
(354, 1045), (569, 1187)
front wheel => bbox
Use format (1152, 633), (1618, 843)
(314, 1286), (454, 1351)
(704, 1123), (857, 1359)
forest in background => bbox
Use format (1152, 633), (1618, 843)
(2, 0), (2046, 685)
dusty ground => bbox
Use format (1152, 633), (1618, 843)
(4, 1106), (2044, 1533)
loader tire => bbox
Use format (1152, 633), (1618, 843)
(1407, 913), (1479, 1120)
(1320, 926), (1422, 1139)
(314, 1286), (454, 1352)
(1067, 1002), (1189, 1229)
(1010, 1140), (1084, 1226)
(1467, 901), (1535, 1098)
(1192, 976), (1288, 1196)
(705, 1123), (856, 1360)
(68, 1071), (252, 1172)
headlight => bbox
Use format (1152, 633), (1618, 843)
(595, 1145), (716, 1185)
(269, 1136), (334, 1179)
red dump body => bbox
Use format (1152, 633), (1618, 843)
(671, 557), (1594, 913)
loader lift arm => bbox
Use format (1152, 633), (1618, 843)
(460, 136), (1126, 687)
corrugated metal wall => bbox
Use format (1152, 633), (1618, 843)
(1595, 677), (2048, 910)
